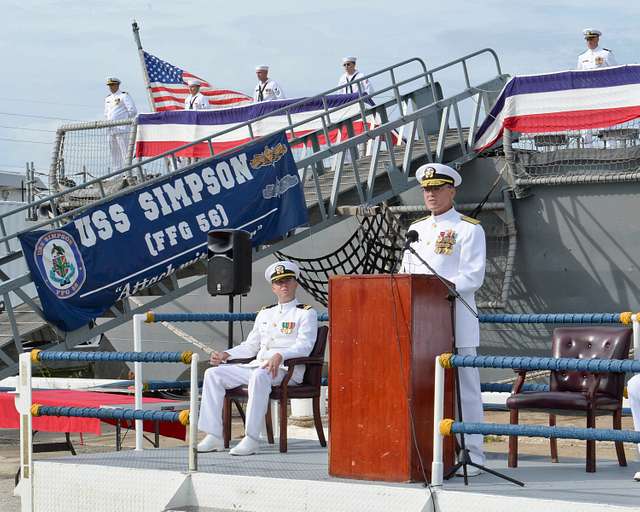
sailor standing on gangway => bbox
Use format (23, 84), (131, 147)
(577, 28), (616, 70)
(183, 79), (210, 110)
(337, 56), (373, 95)
(104, 76), (137, 171)
(253, 65), (285, 102)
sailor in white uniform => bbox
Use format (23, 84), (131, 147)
(626, 372), (640, 481)
(577, 28), (617, 70)
(401, 163), (486, 475)
(337, 56), (373, 95)
(104, 77), (137, 170)
(253, 65), (285, 102)
(183, 79), (210, 110)
(197, 260), (318, 456)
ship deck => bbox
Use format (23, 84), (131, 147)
(29, 438), (640, 512)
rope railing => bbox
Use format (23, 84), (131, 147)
(480, 382), (549, 393)
(144, 310), (637, 325)
(439, 420), (640, 444)
(440, 354), (640, 373)
(31, 349), (193, 364)
(31, 405), (190, 426)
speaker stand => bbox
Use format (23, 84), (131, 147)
(227, 295), (235, 350)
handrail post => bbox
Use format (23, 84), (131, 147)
(188, 353), (200, 472)
(133, 313), (144, 450)
(15, 352), (34, 511)
(431, 355), (445, 486)
(633, 314), (639, 361)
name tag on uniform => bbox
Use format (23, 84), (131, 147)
(281, 322), (295, 334)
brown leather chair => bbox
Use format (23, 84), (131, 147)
(223, 325), (328, 453)
(506, 326), (631, 473)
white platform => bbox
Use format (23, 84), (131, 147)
(28, 439), (640, 512)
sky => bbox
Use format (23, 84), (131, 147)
(0, 0), (638, 181)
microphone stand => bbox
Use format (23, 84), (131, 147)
(403, 244), (524, 487)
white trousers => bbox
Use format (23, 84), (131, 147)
(627, 374), (640, 455)
(457, 346), (485, 464)
(109, 132), (129, 171)
(197, 365), (289, 441)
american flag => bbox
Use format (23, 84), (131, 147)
(143, 51), (253, 112)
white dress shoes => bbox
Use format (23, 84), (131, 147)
(197, 434), (225, 453)
(229, 436), (260, 456)
(633, 471), (640, 481)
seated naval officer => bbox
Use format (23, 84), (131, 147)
(626, 375), (640, 481)
(400, 163), (486, 476)
(197, 261), (318, 455)
(104, 76), (137, 170)
(337, 56), (373, 95)
(183, 79), (210, 110)
(577, 28), (617, 70)
(253, 65), (285, 102)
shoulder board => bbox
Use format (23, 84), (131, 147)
(413, 214), (431, 223)
(296, 304), (312, 310)
(121, 91), (129, 94)
(603, 48), (611, 52)
(461, 215), (481, 225)
(260, 304), (277, 310)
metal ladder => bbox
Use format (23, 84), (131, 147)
(0, 49), (508, 378)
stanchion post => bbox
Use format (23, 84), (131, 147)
(133, 314), (144, 451)
(431, 356), (445, 487)
(188, 353), (199, 472)
(633, 314), (639, 361)
(15, 352), (34, 512)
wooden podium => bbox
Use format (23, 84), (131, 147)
(328, 274), (455, 482)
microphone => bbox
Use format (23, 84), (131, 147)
(404, 229), (418, 250)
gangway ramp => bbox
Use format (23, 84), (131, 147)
(0, 49), (508, 377)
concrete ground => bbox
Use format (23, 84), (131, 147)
(1, 411), (638, 512)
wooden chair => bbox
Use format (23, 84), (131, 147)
(506, 326), (631, 472)
(223, 325), (328, 453)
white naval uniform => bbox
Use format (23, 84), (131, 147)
(254, 79), (285, 102)
(577, 47), (617, 70)
(338, 71), (373, 95)
(627, 355), (640, 455)
(198, 299), (318, 440)
(401, 207), (486, 464)
(184, 92), (210, 110)
(104, 90), (137, 170)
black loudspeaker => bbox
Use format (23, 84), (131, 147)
(207, 230), (252, 296)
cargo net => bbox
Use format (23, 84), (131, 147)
(277, 205), (511, 308)
(510, 119), (640, 179)
(276, 206), (404, 306)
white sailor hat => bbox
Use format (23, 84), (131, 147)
(415, 163), (462, 188)
(583, 28), (602, 38)
(342, 56), (357, 64)
(255, 64), (269, 72)
(106, 77), (121, 85)
(265, 260), (299, 283)
(185, 78), (201, 87)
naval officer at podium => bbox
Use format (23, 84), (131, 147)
(401, 163), (486, 475)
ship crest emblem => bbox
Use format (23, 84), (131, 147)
(34, 230), (86, 299)
(434, 229), (457, 255)
(250, 143), (288, 169)
(281, 322), (295, 334)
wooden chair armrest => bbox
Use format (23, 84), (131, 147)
(280, 356), (324, 388)
(510, 370), (528, 394)
(283, 356), (324, 366)
(226, 357), (255, 365)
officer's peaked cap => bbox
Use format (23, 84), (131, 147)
(416, 163), (462, 188)
(106, 77), (121, 85)
(583, 28), (602, 38)
(265, 261), (299, 283)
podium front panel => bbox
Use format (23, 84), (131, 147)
(329, 274), (455, 482)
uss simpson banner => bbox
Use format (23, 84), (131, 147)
(19, 132), (308, 332)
